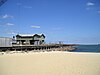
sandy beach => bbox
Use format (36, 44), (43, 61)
(0, 51), (100, 75)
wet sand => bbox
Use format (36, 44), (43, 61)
(0, 51), (100, 75)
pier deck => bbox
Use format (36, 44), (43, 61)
(0, 44), (76, 52)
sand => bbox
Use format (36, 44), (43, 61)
(0, 51), (100, 75)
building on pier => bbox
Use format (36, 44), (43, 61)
(15, 34), (45, 45)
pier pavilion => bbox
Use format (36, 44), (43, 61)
(15, 34), (45, 45)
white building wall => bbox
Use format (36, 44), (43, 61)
(0, 37), (12, 47)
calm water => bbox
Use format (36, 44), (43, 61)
(72, 45), (100, 53)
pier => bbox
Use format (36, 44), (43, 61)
(0, 44), (76, 52)
(0, 34), (76, 52)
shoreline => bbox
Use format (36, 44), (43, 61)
(0, 50), (100, 56)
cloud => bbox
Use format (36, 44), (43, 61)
(0, 22), (14, 26)
(7, 32), (16, 35)
(2, 14), (13, 19)
(0, 22), (15, 26)
(16, 3), (32, 9)
(97, 10), (100, 13)
(86, 2), (95, 6)
(86, 2), (100, 13)
(6, 30), (16, 35)
(6, 23), (14, 26)
(23, 6), (32, 8)
(31, 25), (40, 28)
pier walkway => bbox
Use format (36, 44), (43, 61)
(0, 44), (76, 52)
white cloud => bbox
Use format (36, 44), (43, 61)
(86, 2), (100, 14)
(31, 25), (40, 28)
(6, 30), (16, 35)
(7, 32), (16, 35)
(6, 23), (14, 26)
(98, 10), (100, 13)
(0, 22), (14, 26)
(2, 14), (13, 19)
(16, 3), (32, 9)
(23, 6), (32, 8)
(86, 2), (94, 6)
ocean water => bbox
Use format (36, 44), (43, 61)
(72, 45), (100, 53)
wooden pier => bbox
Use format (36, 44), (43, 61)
(0, 44), (76, 52)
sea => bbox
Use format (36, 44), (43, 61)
(71, 45), (100, 53)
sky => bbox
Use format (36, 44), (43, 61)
(0, 0), (100, 44)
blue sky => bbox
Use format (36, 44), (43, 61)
(0, 0), (100, 44)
